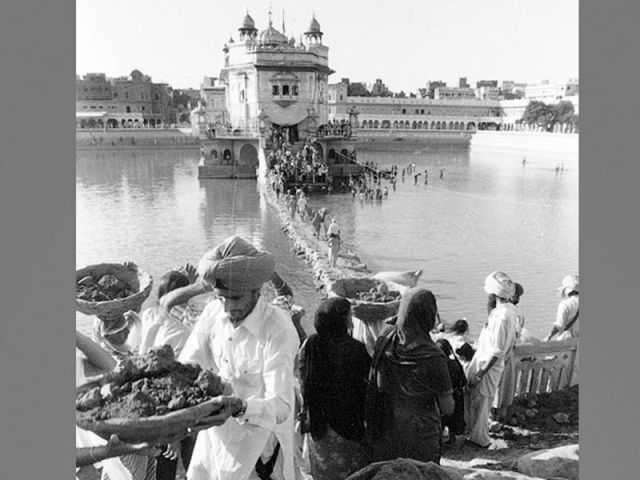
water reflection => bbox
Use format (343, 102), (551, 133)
(77, 143), (577, 340)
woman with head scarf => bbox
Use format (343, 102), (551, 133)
(298, 297), (371, 480)
(364, 288), (454, 464)
(464, 271), (518, 448)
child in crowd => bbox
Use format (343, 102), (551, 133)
(436, 339), (467, 446)
(455, 342), (476, 370)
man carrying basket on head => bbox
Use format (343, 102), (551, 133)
(167, 236), (300, 480)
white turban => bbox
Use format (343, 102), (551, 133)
(483, 271), (516, 300)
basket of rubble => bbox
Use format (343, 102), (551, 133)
(75, 263), (153, 322)
(328, 277), (401, 323)
(76, 346), (231, 445)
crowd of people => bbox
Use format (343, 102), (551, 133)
(317, 120), (353, 139)
(267, 136), (332, 189)
(76, 233), (579, 480)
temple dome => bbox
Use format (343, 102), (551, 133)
(240, 13), (255, 30)
(258, 25), (288, 45)
(306, 16), (322, 34)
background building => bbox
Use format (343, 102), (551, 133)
(525, 79), (579, 102)
(76, 69), (175, 128)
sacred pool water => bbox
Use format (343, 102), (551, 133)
(76, 139), (577, 339)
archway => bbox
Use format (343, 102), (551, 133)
(412, 121), (417, 129)
(418, 121), (423, 129)
(80, 119), (87, 129)
(315, 143), (324, 163)
(107, 119), (118, 129)
(374, 120), (379, 129)
(436, 121), (441, 130)
(404, 121), (410, 129)
(393, 121), (398, 129)
(223, 148), (232, 164)
(467, 122), (476, 130)
(431, 121), (436, 129)
(238, 144), (258, 166)
(449, 122), (454, 130)
(87, 119), (97, 128)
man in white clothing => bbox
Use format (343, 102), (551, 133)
(464, 271), (518, 448)
(172, 236), (300, 480)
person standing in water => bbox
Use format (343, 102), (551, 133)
(326, 218), (341, 268)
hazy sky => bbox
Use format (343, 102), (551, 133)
(76, 0), (579, 91)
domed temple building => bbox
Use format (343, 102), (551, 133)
(198, 11), (341, 180)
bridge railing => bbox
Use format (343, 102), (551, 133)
(507, 338), (578, 399)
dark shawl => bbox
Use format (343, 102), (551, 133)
(364, 288), (452, 461)
(299, 297), (371, 442)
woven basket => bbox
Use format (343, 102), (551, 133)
(328, 277), (401, 324)
(76, 263), (153, 322)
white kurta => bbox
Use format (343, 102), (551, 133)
(554, 295), (579, 340)
(466, 302), (518, 398)
(127, 306), (191, 357)
(179, 296), (300, 480)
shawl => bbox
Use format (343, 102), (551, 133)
(365, 288), (446, 444)
(300, 297), (370, 442)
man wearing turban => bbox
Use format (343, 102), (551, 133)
(464, 271), (518, 448)
(172, 236), (301, 480)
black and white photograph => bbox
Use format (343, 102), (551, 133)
(74, 1), (580, 479)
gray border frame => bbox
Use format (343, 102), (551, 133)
(2, 0), (639, 478)
(581, 1), (640, 479)
(1, 0), (75, 477)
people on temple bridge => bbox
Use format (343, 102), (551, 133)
(326, 218), (341, 268)
(319, 119), (353, 139)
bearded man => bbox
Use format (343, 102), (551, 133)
(169, 236), (300, 480)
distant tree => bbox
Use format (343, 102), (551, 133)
(522, 100), (578, 132)
(521, 101), (554, 131)
(409, 92), (417, 98)
(395, 91), (407, 98)
(554, 100), (575, 124)
(347, 82), (371, 97)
